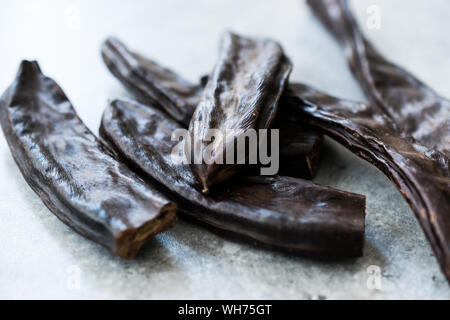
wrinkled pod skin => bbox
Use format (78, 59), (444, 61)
(101, 37), (203, 125)
(100, 99), (366, 258)
(307, 0), (450, 157)
(189, 32), (293, 192)
(282, 83), (450, 283)
(0, 61), (177, 259)
(101, 36), (322, 180)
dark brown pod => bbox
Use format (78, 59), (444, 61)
(100, 99), (366, 258)
(101, 37), (203, 125)
(307, 0), (450, 157)
(274, 115), (323, 179)
(101, 36), (322, 179)
(282, 83), (450, 282)
(0, 61), (177, 259)
(188, 31), (293, 192)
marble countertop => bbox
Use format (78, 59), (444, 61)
(0, 0), (449, 299)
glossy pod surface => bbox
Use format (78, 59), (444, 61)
(102, 37), (203, 125)
(283, 83), (450, 282)
(307, 0), (450, 157)
(101, 36), (323, 179)
(188, 32), (293, 191)
(273, 114), (323, 179)
(0, 61), (177, 258)
(100, 99), (366, 258)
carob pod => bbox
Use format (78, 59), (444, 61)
(100, 99), (366, 258)
(273, 114), (323, 179)
(0, 61), (177, 259)
(307, 0), (450, 157)
(102, 37), (203, 125)
(189, 32), (292, 192)
(101, 36), (322, 179)
(282, 83), (450, 282)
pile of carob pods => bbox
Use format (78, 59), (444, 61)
(1, 0), (448, 283)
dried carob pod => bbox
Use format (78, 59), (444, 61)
(307, 0), (450, 156)
(101, 36), (322, 179)
(102, 37), (203, 125)
(0, 61), (177, 258)
(282, 83), (450, 282)
(273, 114), (323, 179)
(100, 99), (366, 258)
(188, 32), (292, 192)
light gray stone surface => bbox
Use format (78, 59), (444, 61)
(0, 0), (449, 299)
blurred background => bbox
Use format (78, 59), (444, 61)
(0, 0), (449, 299)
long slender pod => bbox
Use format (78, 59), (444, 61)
(283, 83), (450, 282)
(307, 0), (450, 156)
(0, 61), (177, 258)
(100, 99), (366, 258)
